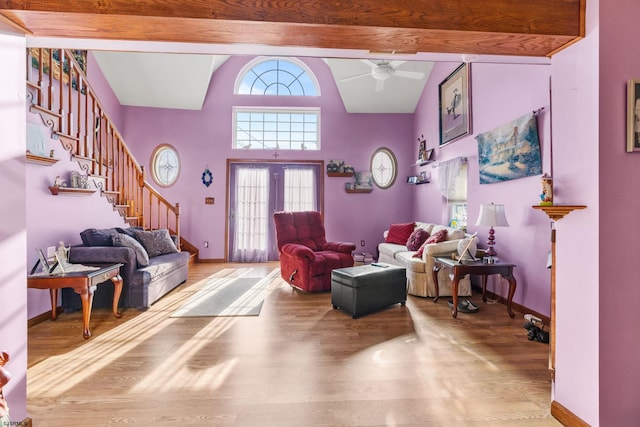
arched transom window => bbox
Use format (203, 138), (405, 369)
(235, 57), (319, 96)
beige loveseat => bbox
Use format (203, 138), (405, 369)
(378, 222), (478, 298)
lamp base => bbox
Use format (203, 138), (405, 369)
(485, 226), (497, 258)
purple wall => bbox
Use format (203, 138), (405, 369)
(413, 61), (553, 316)
(0, 33), (28, 423)
(598, 0), (640, 424)
(120, 56), (416, 259)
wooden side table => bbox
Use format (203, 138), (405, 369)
(433, 257), (517, 318)
(28, 263), (124, 339)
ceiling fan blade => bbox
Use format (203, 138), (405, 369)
(388, 60), (406, 68)
(394, 70), (425, 80)
(375, 79), (385, 92)
(360, 59), (378, 69)
(341, 72), (371, 82)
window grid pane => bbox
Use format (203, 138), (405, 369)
(234, 108), (320, 150)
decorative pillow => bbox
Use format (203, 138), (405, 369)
(406, 228), (430, 251)
(425, 228), (448, 244)
(133, 229), (178, 258)
(385, 222), (415, 245)
(111, 232), (150, 267)
(413, 229), (448, 258)
(80, 228), (115, 247)
(115, 226), (144, 239)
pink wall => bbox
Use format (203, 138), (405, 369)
(0, 33), (28, 423)
(413, 61), (554, 316)
(119, 56), (416, 259)
(597, 0), (640, 424)
(550, 0), (601, 424)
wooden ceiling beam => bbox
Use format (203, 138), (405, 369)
(0, 0), (585, 57)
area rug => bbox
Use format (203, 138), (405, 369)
(171, 268), (280, 317)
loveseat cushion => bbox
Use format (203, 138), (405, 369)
(385, 222), (415, 245)
(80, 228), (115, 247)
(406, 228), (429, 251)
(111, 232), (150, 267)
(133, 229), (178, 257)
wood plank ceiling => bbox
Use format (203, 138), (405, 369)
(0, 0), (585, 58)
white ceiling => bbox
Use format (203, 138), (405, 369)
(30, 38), (551, 114)
(92, 51), (229, 110)
(93, 52), (432, 113)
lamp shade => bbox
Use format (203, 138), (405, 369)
(475, 203), (509, 227)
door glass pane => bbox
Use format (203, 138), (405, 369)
(231, 167), (270, 262)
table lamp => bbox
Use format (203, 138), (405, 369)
(475, 203), (509, 258)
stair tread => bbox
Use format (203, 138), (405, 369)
(56, 132), (80, 141)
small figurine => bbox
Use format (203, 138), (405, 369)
(540, 173), (553, 205)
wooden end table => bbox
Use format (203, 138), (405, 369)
(27, 263), (124, 339)
(432, 257), (516, 318)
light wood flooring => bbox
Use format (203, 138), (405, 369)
(27, 262), (560, 426)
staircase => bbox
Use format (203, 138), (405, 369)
(26, 48), (198, 263)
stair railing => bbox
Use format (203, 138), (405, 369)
(26, 48), (181, 245)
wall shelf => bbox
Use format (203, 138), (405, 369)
(532, 205), (586, 221)
(345, 188), (372, 193)
(327, 172), (354, 177)
(412, 160), (434, 167)
(26, 153), (59, 166)
(49, 186), (96, 196)
(408, 180), (430, 185)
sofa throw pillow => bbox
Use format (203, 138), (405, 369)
(385, 222), (415, 245)
(111, 232), (150, 267)
(80, 228), (115, 247)
(115, 226), (144, 239)
(406, 228), (430, 251)
(412, 229), (448, 258)
(133, 229), (179, 258)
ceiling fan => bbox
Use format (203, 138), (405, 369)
(341, 59), (426, 92)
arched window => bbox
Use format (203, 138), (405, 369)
(233, 57), (321, 150)
(235, 57), (319, 96)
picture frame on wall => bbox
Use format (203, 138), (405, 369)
(627, 79), (640, 152)
(439, 63), (472, 146)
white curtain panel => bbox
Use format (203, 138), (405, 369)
(232, 166), (270, 262)
(283, 167), (317, 212)
(437, 157), (466, 200)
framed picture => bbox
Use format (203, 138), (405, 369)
(439, 63), (472, 146)
(627, 79), (640, 152)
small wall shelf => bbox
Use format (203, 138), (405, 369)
(413, 160), (434, 167)
(532, 205), (586, 221)
(408, 180), (430, 185)
(26, 153), (59, 166)
(327, 172), (354, 177)
(345, 188), (372, 194)
(49, 186), (96, 196)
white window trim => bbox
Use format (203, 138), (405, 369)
(232, 106), (321, 150)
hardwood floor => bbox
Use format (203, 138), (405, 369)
(28, 262), (560, 426)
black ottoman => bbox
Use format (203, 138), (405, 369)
(331, 263), (407, 318)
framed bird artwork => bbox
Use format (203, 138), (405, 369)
(439, 63), (472, 146)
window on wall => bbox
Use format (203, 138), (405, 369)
(233, 107), (320, 150)
(150, 144), (180, 187)
(233, 57), (321, 151)
(235, 57), (319, 96)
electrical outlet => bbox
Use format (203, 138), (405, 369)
(203, 241), (209, 248)
(360, 240), (365, 246)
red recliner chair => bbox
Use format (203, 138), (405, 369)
(273, 211), (356, 292)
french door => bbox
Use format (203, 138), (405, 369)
(228, 162), (322, 261)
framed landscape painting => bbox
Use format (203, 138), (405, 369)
(439, 63), (472, 146)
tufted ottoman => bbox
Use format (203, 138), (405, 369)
(331, 263), (407, 318)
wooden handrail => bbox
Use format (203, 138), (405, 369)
(26, 48), (180, 246)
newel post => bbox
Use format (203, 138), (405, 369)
(175, 203), (181, 250)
